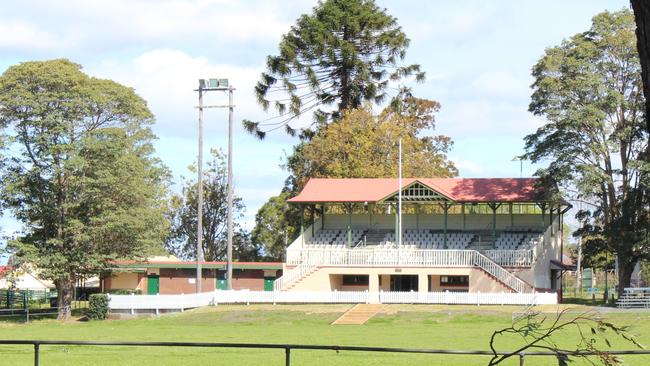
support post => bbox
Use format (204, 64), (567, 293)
(285, 347), (291, 366)
(538, 203), (547, 227)
(196, 83), (204, 294)
(443, 203), (449, 248)
(509, 203), (514, 228)
(347, 204), (352, 247)
(394, 204), (398, 246)
(415, 204), (420, 230)
(310, 205), (315, 236)
(549, 206), (554, 235)
(461, 203), (466, 230)
(492, 204), (497, 240)
(300, 205), (305, 246)
(321, 204), (325, 230)
(34, 343), (39, 366)
(226, 86), (234, 290)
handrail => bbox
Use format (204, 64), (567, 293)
(273, 261), (317, 291)
(471, 251), (533, 293)
(2, 339), (649, 366)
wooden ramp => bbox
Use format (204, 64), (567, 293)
(332, 304), (384, 325)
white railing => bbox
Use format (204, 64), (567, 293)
(273, 260), (318, 291)
(471, 251), (532, 293)
(279, 249), (531, 293)
(483, 250), (532, 267)
(287, 247), (534, 268)
(287, 249), (475, 267)
(108, 290), (557, 311)
(378, 290), (555, 305)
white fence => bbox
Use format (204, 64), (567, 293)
(108, 290), (557, 312)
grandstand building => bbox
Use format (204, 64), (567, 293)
(275, 178), (570, 298)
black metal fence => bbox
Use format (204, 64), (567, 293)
(1, 340), (649, 366)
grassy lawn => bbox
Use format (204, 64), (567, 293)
(0, 304), (648, 365)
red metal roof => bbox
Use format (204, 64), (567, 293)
(109, 260), (283, 270)
(287, 178), (549, 203)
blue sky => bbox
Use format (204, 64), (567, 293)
(0, 0), (629, 235)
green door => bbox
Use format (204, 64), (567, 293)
(264, 277), (275, 291)
(147, 275), (159, 295)
(216, 274), (227, 290)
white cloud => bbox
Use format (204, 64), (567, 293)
(89, 49), (267, 137)
(471, 71), (530, 98)
(0, 0), (298, 56)
(0, 20), (73, 50)
(451, 157), (484, 176)
(403, 4), (494, 42)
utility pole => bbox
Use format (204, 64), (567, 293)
(226, 86), (234, 290)
(194, 78), (234, 292)
(196, 82), (205, 294)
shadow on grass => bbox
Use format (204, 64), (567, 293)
(0, 308), (88, 323)
(562, 295), (616, 307)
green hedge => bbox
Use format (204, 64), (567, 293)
(87, 294), (109, 320)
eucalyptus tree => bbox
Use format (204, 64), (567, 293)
(524, 10), (649, 296)
(243, 0), (424, 139)
(165, 150), (259, 262)
(0, 59), (170, 319)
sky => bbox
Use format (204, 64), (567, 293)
(0, 0), (630, 236)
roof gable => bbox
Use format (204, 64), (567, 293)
(287, 178), (549, 204)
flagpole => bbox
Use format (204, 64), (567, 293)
(398, 138), (402, 248)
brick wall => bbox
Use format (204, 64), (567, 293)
(158, 268), (216, 294)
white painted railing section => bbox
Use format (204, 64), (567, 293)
(108, 290), (557, 311)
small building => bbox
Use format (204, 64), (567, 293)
(0, 265), (55, 291)
(103, 259), (283, 295)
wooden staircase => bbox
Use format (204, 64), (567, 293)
(332, 304), (384, 325)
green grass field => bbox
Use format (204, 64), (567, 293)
(0, 304), (648, 365)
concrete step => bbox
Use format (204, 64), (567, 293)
(332, 304), (384, 325)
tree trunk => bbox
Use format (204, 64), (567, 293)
(617, 255), (637, 299)
(632, 0), (650, 133)
(55, 278), (74, 321)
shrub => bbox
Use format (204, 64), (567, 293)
(87, 293), (109, 320)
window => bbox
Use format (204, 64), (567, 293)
(440, 275), (469, 286)
(342, 275), (369, 286)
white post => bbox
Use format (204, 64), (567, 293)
(398, 138), (402, 248)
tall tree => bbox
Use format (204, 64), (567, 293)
(0, 59), (170, 319)
(252, 97), (456, 259)
(631, 0), (650, 133)
(166, 149), (259, 262)
(250, 192), (300, 261)
(243, 0), (424, 139)
(524, 10), (649, 297)
(288, 97), (457, 190)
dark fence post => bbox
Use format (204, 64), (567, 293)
(285, 346), (291, 366)
(519, 351), (525, 366)
(34, 343), (40, 366)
